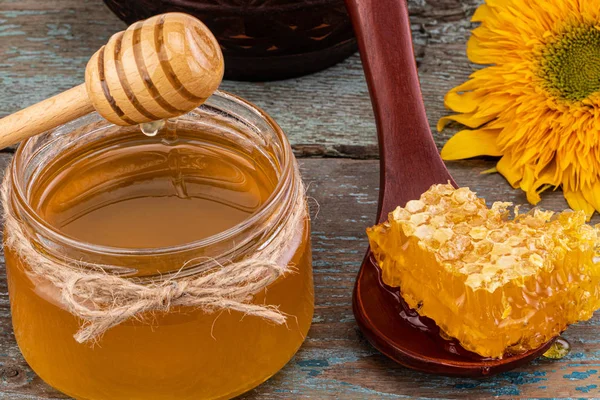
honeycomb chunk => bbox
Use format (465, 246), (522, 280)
(367, 184), (600, 358)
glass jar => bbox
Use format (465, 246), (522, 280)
(3, 91), (313, 399)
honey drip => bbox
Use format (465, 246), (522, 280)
(367, 184), (600, 359)
(543, 337), (571, 360)
(140, 119), (166, 137)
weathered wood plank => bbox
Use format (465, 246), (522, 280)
(0, 154), (599, 399)
(0, 0), (481, 155)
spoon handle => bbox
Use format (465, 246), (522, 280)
(344, 0), (455, 222)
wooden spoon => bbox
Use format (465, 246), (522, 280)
(345, 0), (553, 376)
(0, 12), (223, 149)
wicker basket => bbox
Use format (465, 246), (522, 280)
(103, 0), (357, 81)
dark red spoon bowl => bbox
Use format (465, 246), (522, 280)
(345, 0), (554, 376)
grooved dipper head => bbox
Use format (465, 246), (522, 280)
(85, 12), (224, 126)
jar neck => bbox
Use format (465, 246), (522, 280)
(8, 91), (298, 278)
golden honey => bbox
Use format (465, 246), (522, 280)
(31, 130), (275, 252)
(367, 184), (600, 359)
(4, 93), (313, 399)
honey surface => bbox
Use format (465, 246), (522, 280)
(367, 184), (600, 359)
(31, 135), (275, 249)
(6, 128), (313, 399)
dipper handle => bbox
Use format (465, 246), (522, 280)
(0, 12), (224, 149)
(0, 85), (93, 149)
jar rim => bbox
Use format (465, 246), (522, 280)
(10, 90), (296, 258)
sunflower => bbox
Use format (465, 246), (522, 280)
(439, 0), (600, 218)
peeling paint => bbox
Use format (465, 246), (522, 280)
(564, 370), (598, 381)
(575, 384), (598, 393)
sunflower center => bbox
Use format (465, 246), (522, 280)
(541, 25), (600, 102)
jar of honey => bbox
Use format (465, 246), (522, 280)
(3, 91), (313, 399)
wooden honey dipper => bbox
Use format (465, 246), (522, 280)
(0, 12), (224, 149)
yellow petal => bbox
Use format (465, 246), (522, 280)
(497, 155), (521, 188)
(520, 167), (541, 205)
(445, 90), (480, 114)
(564, 189), (595, 219)
(438, 112), (496, 131)
(467, 35), (496, 64)
(449, 79), (479, 94)
(441, 129), (502, 160)
(581, 181), (600, 215)
(518, 162), (560, 206)
(533, 161), (559, 189)
(472, 4), (493, 22)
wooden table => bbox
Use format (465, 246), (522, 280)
(1, 1), (598, 398)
